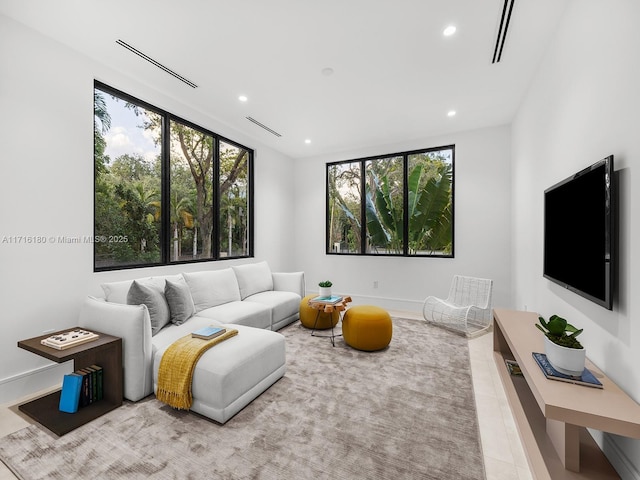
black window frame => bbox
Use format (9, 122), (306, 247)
(326, 145), (455, 258)
(94, 80), (254, 272)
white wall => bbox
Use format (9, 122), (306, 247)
(0, 15), (296, 402)
(511, 0), (640, 476)
(293, 125), (512, 313)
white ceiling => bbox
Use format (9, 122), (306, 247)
(1, 0), (568, 159)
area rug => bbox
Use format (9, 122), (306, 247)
(0, 318), (485, 480)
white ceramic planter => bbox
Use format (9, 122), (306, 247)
(318, 286), (332, 298)
(544, 336), (586, 376)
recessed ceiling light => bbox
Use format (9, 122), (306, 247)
(447, 110), (456, 117)
(321, 67), (334, 76)
(238, 95), (248, 102)
(443, 25), (457, 37)
(305, 139), (312, 144)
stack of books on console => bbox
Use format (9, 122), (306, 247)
(59, 364), (104, 413)
(532, 352), (603, 389)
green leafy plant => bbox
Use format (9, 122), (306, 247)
(363, 162), (453, 255)
(318, 281), (333, 288)
(536, 315), (583, 349)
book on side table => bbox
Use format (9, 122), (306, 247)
(310, 295), (343, 304)
(192, 326), (226, 340)
(532, 352), (603, 389)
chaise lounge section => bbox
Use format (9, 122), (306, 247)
(78, 261), (304, 424)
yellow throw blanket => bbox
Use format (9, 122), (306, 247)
(156, 328), (238, 410)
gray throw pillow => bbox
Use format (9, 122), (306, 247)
(127, 280), (170, 336)
(164, 278), (196, 325)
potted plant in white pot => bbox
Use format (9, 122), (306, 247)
(318, 280), (333, 299)
(536, 314), (585, 376)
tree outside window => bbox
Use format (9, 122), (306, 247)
(94, 82), (253, 270)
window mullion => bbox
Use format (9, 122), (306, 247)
(247, 150), (254, 257)
(162, 115), (171, 264)
(360, 159), (367, 255)
(403, 154), (409, 256)
(213, 136), (220, 260)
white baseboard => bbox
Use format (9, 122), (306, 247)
(0, 362), (72, 405)
(602, 433), (640, 480)
(329, 291), (424, 315)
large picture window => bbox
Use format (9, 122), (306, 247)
(327, 146), (454, 257)
(94, 81), (253, 270)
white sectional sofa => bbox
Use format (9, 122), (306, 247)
(78, 261), (304, 424)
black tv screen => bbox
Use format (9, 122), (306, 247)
(543, 156), (614, 310)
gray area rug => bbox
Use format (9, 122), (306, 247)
(0, 318), (485, 479)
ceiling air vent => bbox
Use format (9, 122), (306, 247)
(492, 0), (516, 64)
(246, 117), (282, 137)
(116, 39), (198, 88)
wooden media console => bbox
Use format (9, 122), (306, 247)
(493, 308), (640, 479)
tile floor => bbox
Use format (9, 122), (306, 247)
(0, 313), (532, 480)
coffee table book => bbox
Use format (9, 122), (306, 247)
(310, 295), (343, 304)
(192, 326), (226, 340)
(532, 352), (603, 389)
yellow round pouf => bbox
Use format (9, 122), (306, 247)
(342, 305), (392, 351)
(299, 294), (340, 329)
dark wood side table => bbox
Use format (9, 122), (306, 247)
(17, 327), (123, 436)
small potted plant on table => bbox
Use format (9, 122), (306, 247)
(318, 280), (333, 299)
(536, 314), (585, 376)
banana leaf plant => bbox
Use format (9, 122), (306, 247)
(408, 162), (452, 254)
(365, 162), (452, 254)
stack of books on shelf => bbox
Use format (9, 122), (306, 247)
(59, 364), (104, 413)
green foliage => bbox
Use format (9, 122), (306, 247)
(365, 158), (403, 253)
(356, 155), (452, 254)
(536, 315), (584, 349)
(408, 162), (453, 254)
(318, 280), (333, 287)
(327, 162), (362, 253)
(94, 88), (251, 267)
(219, 145), (249, 257)
(94, 91), (110, 176)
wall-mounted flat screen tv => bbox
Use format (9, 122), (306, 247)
(543, 155), (614, 310)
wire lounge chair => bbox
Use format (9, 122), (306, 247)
(423, 275), (493, 336)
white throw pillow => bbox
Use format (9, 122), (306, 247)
(101, 279), (138, 304)
(232, 261), (274, 300)
(182, 269), (241, 312)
